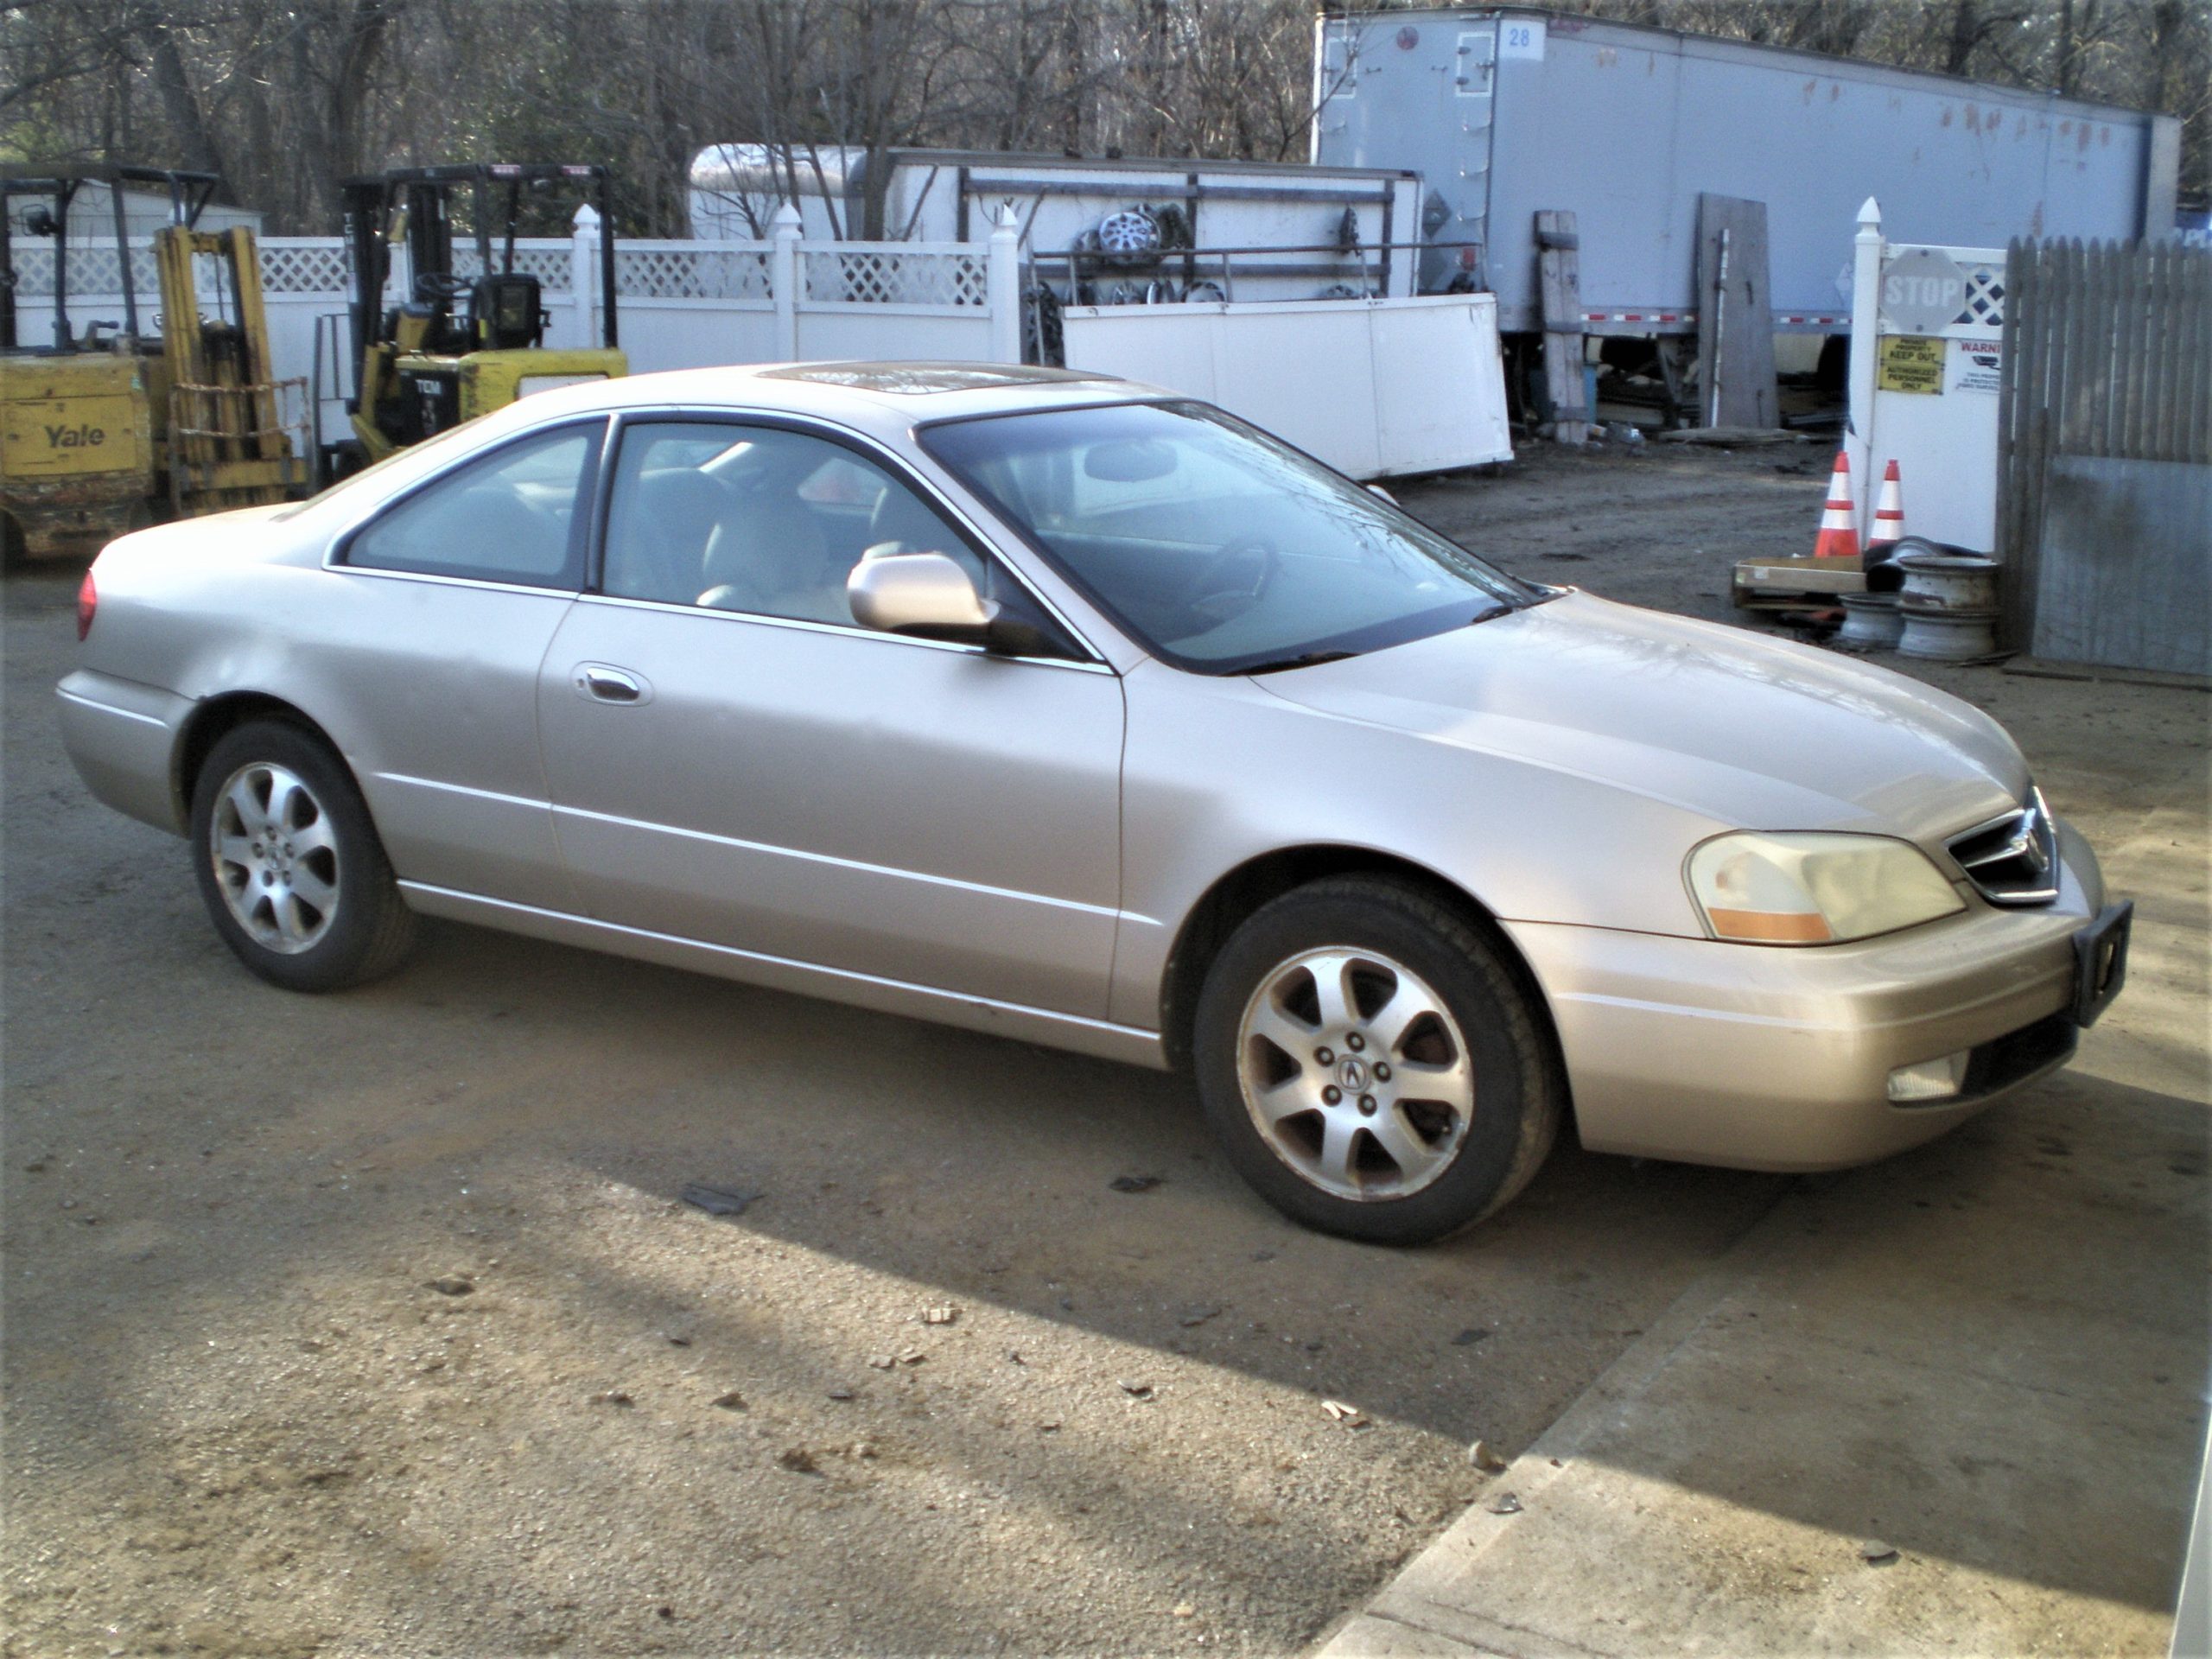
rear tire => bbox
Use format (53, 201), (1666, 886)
(188, 720), (416, 992)
(1193, 876), (1560, 1244)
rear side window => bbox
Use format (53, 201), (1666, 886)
(343, 425), (596, 588)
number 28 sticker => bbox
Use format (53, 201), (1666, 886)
(1500, 17), (1546, 59)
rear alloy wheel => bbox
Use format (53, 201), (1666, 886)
(1194, 877), (1560, 1243)
(210, 760), (341, 955)
(190, 720), (416, 992)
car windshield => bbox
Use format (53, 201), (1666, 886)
(919, 401), (1537, 674)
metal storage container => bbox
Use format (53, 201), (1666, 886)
(1314, 7), (2181, 338)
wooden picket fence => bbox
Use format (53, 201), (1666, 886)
(1995, 238), (2212, 649)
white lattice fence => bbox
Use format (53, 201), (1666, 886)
(617, 243), (772, 302)
(448, 241), (575, 294)
(10, 243), (162, 299)
(803, 245), (989, 308)
(1958, 259), (2005, 331)
(257, 238), (351, 295)
(12, 224), (1021, 396)
(1927, 253), (2005, 335)
(10, 239), (347, 299)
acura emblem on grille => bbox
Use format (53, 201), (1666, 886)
(1947, 793), (2059, 906)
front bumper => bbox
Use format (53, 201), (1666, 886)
(1503, 820), (2113, 1172)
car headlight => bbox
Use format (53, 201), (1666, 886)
(1686, 832), (1966, 945)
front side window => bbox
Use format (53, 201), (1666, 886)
(920, 401), (1538, 673)
(599, 421), (1007, 629)
(343, 424), (595, 588)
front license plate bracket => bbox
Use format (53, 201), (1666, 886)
(2071, 900), (2133, 1027)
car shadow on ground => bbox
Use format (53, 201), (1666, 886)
(386, 916), (1789, 1417)
(388, 918), (2207, 1617)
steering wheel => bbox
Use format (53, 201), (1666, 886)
(1186, 537), (1278, 626)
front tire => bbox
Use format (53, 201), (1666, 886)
(189, 720), (417, 992)
(1193, 876), (1560, 1244)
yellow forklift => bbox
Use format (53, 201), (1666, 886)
(0, 164), (304, 559)
(1, 165), (171, 558)
(335, 163), (625, 477)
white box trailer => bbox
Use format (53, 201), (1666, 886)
(1313, 7), (2181, 338)
(691, 146), (1427, 304)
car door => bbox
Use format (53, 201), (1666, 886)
(533, 415), (1126, 1019)
(315, 418), (603, 912)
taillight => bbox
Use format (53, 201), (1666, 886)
(76, 569), (97, 641)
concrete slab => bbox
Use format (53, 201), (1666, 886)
(1319, 1081), (2204, 1659)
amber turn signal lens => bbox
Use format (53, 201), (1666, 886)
(1704, 907), (1834, 944)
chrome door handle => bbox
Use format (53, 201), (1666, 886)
(574, 664), (649, 705)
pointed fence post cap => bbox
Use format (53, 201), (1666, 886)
(772, 201), (803, 234)
(572, 202), (601, 233)
(1857, 197), (1882, 232)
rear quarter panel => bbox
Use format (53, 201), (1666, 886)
(75, 513), (578, 911)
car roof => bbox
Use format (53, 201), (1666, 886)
(512, 360), (1162, 437)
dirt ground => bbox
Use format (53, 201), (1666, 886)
(3, 437), (2204, 1657)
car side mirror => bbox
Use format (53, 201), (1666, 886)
(848, 548), (1005, 647)
(849, 547), (1070, 658)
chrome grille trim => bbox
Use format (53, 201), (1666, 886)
(1945, 790), (2060, 906)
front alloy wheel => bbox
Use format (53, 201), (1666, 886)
(1237, 949), (1473, 1201)
(1194, 876), (1560, 1243)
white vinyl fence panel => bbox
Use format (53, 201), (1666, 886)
(1058, 293), (1513, 479)
(1846, 200), (2006, 552)
(10, 218), (1020, 451)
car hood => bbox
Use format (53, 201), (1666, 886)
(1250, 590), (2027, 844)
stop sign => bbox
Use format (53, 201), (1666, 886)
(1879, 248), (1968, 336)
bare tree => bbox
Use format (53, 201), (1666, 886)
(3, 0), (2204, 235)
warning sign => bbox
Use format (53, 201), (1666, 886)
(1878, 335), (1945, 395)
(1950, 340), (2003, 394)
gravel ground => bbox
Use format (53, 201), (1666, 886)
(3, 435), (2200, 1657)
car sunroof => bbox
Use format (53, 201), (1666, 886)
(756, 362), (1119, 394)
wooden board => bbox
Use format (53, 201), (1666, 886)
(1695, 194), (1778, 429)
(1535, 209), (1587, 443)
(1732, 554), (1867, 601)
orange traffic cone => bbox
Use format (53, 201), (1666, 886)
(1813, 450), (1860, 563)
(1866, 460), (1904, 561)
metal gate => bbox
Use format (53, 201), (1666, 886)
(1996, 239), (2212, 671)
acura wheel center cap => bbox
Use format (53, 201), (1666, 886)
(1338, 1055), (1370, 1092)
